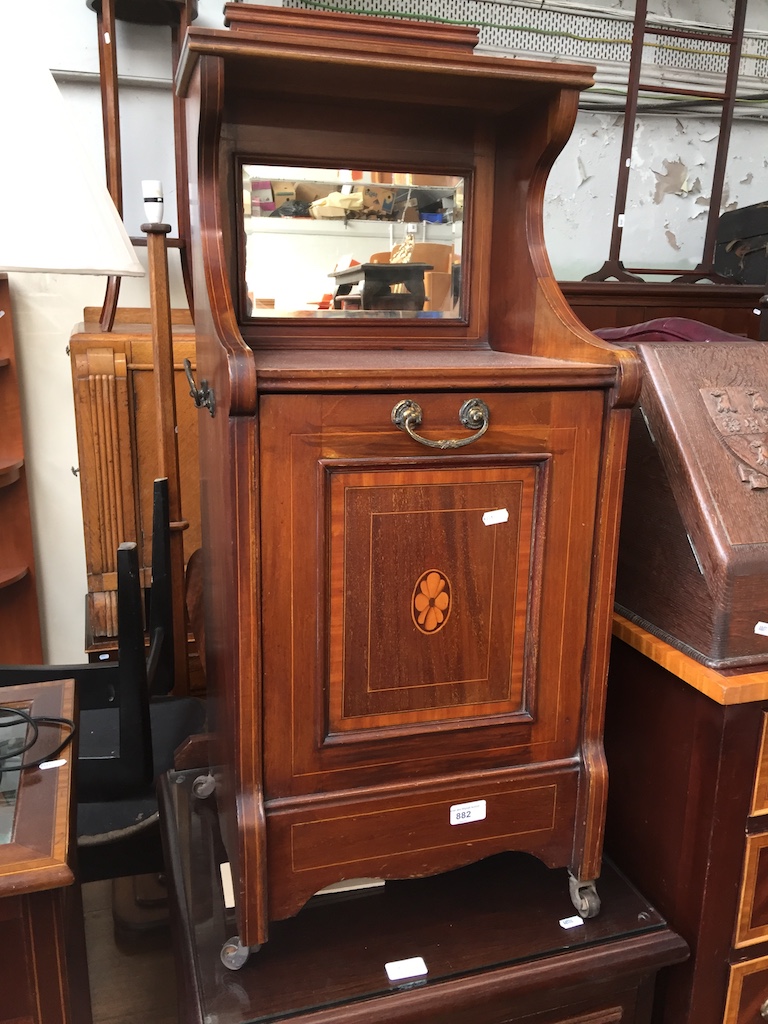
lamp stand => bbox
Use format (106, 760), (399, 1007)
(143, 221), (189, 694)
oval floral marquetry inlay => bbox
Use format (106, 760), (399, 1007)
(412, 570), (451, 634)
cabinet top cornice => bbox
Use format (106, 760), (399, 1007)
(176, 3), (595, 101)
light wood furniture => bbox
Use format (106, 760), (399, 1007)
(604, 615), (768, 1024)
(178, 4), (639, 958)
(0, 274), (43, 662)
(161, 767), (688, 1024)
(69, 308), (201, 660)
(0, 678), (93, 1024)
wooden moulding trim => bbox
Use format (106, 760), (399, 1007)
(613, 613), (768, 706)
(223, 3), (480, 54)
(176, 24), (595, 98)
(180, 31), (593, 97)
(0, 564), (29, 589)
(561, 280), (766, 302)
(81, 306), (193, 327)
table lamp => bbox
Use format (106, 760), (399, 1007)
(0, 28), (144, 279)
(0, 24), (144, 663)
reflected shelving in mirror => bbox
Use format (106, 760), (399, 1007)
(241, 166), (464, 320)
(0, 712), (26, 844)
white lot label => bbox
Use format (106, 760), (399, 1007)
(449, 798), (487, 825)
(385, 957), (428, 982)
(755, 621), (768, 636)
(559, 916), (585, 930)
(482, 508), (509, 526)
(220, 862), (236, 909)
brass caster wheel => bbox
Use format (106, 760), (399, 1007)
(568, 873), (601, 919)
(192, 773), (216, 799)
(220, 936), (259, 971)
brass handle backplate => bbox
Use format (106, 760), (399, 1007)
(391, 398), (490, 450)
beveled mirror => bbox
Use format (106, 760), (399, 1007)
(242, 165), (464, 319)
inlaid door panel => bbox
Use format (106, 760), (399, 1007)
(328, 459), (546, 733)
(259, 390), (603, 797)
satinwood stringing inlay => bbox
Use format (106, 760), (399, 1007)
(412, 569), (452, 634)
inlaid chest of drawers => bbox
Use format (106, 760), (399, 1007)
(604, 614), (768, 1024)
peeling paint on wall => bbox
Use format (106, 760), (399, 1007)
(665, 226), (682, 251)
(545, 110), (768, 280)
(653, 160), (694, 202)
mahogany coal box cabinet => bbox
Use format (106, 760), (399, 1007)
(176, 4), (639, 963)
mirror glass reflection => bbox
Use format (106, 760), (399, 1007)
(0, 712), (25, 844)
(242, 166), (464, 319)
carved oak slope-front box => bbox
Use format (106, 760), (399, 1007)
(177, 3), (639, 952)
(616, 342), (768, 669)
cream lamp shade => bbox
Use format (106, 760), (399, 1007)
(0, 27), (144, 277)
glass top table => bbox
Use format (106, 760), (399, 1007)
(160, 768), (689, 1024)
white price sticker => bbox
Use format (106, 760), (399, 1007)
(449, 799), (486, 825)
(482, 508), (509, 526)
(559, 915), (585, 930)
(755, 621), (768, 636)
(385, 957), (428, 982)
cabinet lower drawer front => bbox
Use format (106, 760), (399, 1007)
(736, 833), (768, 948)
(266, 767), (578, 920)
(724, 956), (768, 1024)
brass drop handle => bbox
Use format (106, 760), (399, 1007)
(391, 398), (490, 450)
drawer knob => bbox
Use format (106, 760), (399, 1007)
(761, 999), (768, 1020)
(392, 398), (490, 449)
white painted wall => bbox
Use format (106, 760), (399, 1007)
(3, 0), (768, 661)
(1, 0), (227, 661)
(545, 111), (768, 280)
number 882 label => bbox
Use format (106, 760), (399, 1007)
(449, 799), (487, 825)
